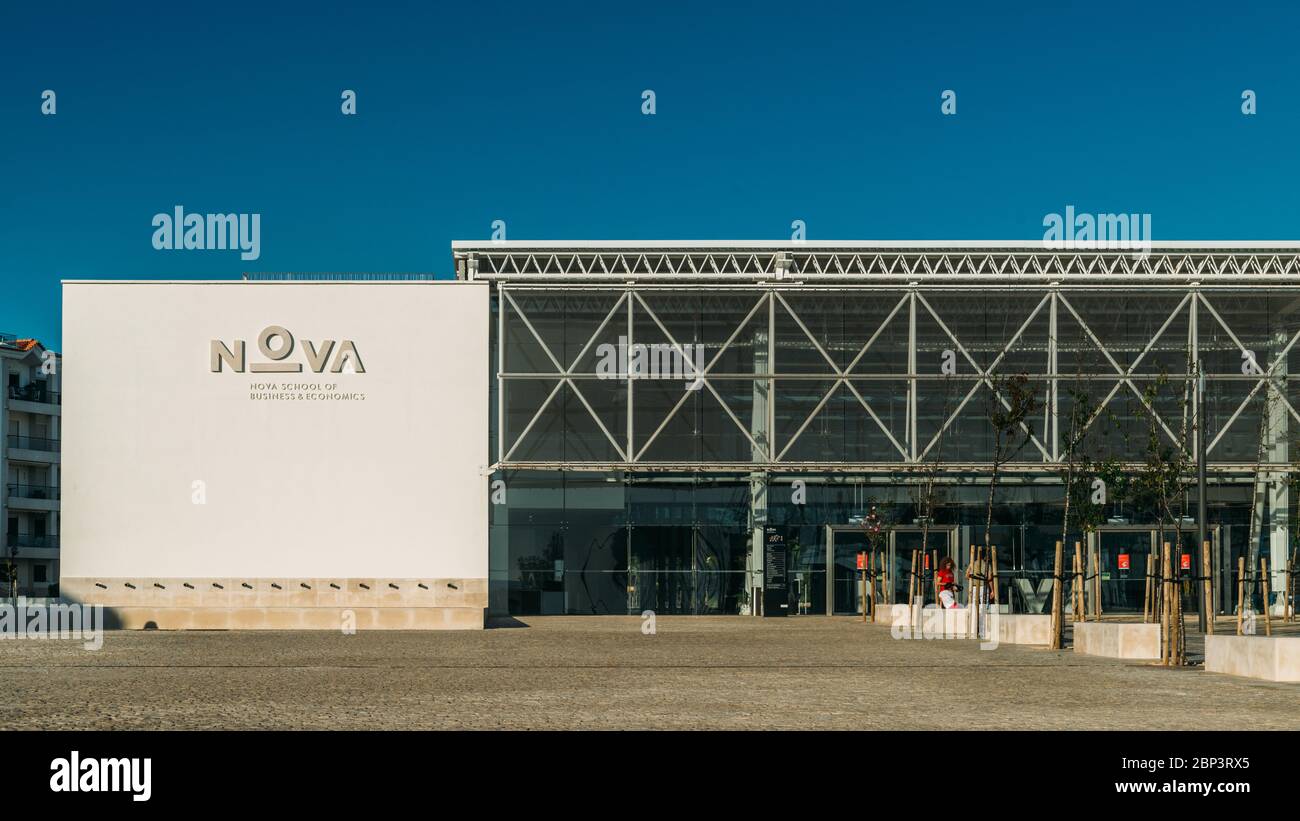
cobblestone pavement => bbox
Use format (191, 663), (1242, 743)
(0, 616), (1295, 730)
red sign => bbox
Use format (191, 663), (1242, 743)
(857, 552), (867, 570)
(1118, 553), (1131, 570)
(1181, 553), (1192, 571)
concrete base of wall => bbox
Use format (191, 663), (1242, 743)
(98, 606), (484, 630)
(1072, 621), (1161, 659)
(58, 577), (487, 630)
(1204, 635), (1300, 682)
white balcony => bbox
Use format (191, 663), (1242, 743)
(4, 435), (60, 464)
(5, 484), (60, 512)
(5, 384), (60, 415)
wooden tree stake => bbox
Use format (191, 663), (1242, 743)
(1092, 542), (1103, 621)
(1260, 557), (1272, 637)
(966, 544), (975, 608)
(1236, 555), (1246, 636)
(1201, 539), (1214, 635)
(1050, 540), (1064, 650)
(868, 552), (876, 621)
(931, 549), (939, 608)
(1161, 541), (1173, 665)
(1142, 552), (1153, 624)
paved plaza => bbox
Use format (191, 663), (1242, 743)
(1, 617), (1296, 730)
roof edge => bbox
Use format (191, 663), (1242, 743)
(452, 240), (1300, 251)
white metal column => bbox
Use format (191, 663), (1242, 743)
(496, 286), (506, 463)
(625, 289), (634, 460)
(1267, 328), (1289, 615)
(908, 289), (918, 462)
(1049, 290), (1059, 461)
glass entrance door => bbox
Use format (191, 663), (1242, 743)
(626, 526), (748, 615)
(1094, 526), (1216, 614)
(830, 530), (871, 615)
(1095, 529), (1153, 613)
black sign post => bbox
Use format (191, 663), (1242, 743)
(763, 526), (789, 617)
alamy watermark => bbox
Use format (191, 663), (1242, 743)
(1042, 205), (1151, 258)
(0, 598), (104, 650)
(152, 206), (260, 261)
(50, 751), (150, 801)
(889, 600), (1001, 650)
(596, 336), (704, 391)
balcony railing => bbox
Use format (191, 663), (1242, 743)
(6, 383), (59, 405)
(4, 534), (59, 550)
(5, 435), (60, 452)
(6, 484), (60, 501)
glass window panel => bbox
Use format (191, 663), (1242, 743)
(699, 379), (763, 463)
(563, 523), (628, 615)
(503, 292), (565, 373)
(774, 293), (840, 375)
(627, 477), (696, 525)
(563, 290), (626, 371)
(562, 380), (626, 463)
(843, 292), (909, 376)
(635, 379), (702, 463)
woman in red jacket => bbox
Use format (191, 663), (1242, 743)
(937, 557), (960, 608)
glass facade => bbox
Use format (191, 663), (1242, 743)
(476, 251), (1300, 618)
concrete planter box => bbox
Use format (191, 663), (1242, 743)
(875, 606), (1047, 644)
(872, 603), (904, 624)
(1204, 635), (1300, 682)
(1072, 621), (1161, 659)
(994, 614), (1051, 645)
(872, 604), (979, 639)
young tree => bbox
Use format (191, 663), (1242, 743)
(862, 501), (894, 603)
(862, 502), (892, 552)
(909, 373), (957, 581)
(1131, 368), (1195, 664)
(1058, 381), (1100, 553)
(983, 373), (1041, 551)
(1052, 379), (1108, 643)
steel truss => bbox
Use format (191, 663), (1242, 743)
(495, 280), (1300, 475)
(459, 242), (1300, 284)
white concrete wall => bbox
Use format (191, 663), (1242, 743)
(61, 281), (488, 581)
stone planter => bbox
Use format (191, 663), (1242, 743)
(1204, 635), (1300, 682)
(993, 614), (1051, 645)
(1072, 621), (1161, 660)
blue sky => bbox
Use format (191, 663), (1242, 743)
(2, 0), (1299, 350)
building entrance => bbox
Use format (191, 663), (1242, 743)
(1090, 525), (1220, 615)
(825, 524), (958, 615)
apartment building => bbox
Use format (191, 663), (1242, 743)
(1, 333), (61, 597)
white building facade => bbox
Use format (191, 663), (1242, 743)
(60, 280), (489, 629)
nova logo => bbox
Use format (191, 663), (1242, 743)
(210, 326), (365, 374)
